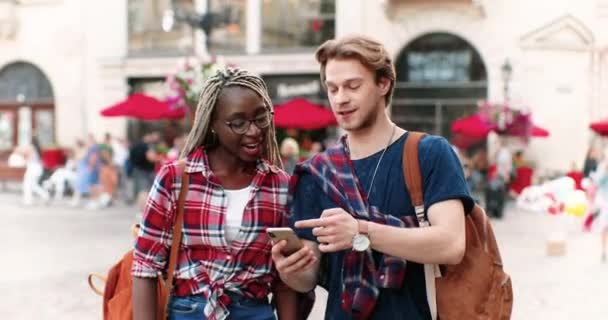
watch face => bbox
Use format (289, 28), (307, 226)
(353, 234), (370, 252)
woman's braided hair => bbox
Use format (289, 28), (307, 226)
(180, 67), (282, 168)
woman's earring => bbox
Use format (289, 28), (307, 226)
(207, 129), (219, 147)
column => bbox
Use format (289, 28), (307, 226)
(246, 0), (261, 54)
(194, 0), (208, 57)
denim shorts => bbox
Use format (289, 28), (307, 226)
(168, 293), (276, 320)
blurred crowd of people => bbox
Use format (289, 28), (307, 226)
(8, 126), (607, 243)
(455, 136), (608, 261)
(582, 144), (608, 261)
(279, 136), (326, 175)
(6, 129), (328, 214)
(8, 130), (187, 213)
(457, 139), (536, 219)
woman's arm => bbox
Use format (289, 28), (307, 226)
(132, 164), (179, 318)
(272, 281), (299, 320)
(272, 239), (320, 293)
(132, 277), (158, 320)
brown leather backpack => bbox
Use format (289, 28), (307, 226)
(403, 132), (513, 320)
(88, 161), (189, 320)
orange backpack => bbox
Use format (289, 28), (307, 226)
(403, 132), (513, 320)
(88, 162), (189, 320)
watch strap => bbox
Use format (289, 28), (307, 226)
(358, 220), (369, 235)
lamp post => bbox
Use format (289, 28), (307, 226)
(497, 60), (513, 131)
(501, 59), (512, 104)
(162, 4), (236, 56)
(162, 9), (217, 56)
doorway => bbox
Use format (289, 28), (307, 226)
(392, 32), (488, 137)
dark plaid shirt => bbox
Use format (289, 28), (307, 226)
(288, 136), (417, 319)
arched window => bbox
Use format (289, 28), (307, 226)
(0, 62), (54, 101)
(0, 62), (54, 152)
(393, 33), (487, 137)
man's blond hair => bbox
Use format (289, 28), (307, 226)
(315, 35), (396, 107)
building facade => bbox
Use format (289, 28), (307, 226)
(1, 0), (607, 173)
(357, 0), (608, 174)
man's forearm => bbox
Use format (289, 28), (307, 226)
(365, 200), (466, 265)
(368, 223), (463, 265)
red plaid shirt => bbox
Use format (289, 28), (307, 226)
(132, 148), (289, 320)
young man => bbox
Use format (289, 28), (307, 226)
(271, 35), (474, 319)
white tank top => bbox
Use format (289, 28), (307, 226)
(224, 186), (252, 243)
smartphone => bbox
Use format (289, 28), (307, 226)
(266, 227), (304, 255)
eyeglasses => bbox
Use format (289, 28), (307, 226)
(224, 112), (273, 135)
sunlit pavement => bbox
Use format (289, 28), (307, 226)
(1, 191), (606, 319)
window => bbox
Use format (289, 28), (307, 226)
(207, 0), (247, 53)
(393, 33), (488, 136)
(0, 111), (14, 150)
(396, 33), (487, 83)
(18, 106), (32, 147)
(261, 0), (335, 51)
(408, 51), (472, 82)
(0, 62), (54, 150)
(128, 0), (195, 56)
(0, 62), (53, 101)
(35, 110), (54, 147)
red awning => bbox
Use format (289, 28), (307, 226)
(273, 98), (337, 130)
(451, 113), (497, 138)
(590, 119), (608, 136)
(100, 93), (186, 120)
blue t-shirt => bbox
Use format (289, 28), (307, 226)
(290, 133), (474, 320)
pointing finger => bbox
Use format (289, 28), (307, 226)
(295, 218), (328, 229)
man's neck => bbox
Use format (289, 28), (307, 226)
(346, 116), (405, 160)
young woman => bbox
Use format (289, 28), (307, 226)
(132, 68), (297, 320)
(22, 137), (50, 205)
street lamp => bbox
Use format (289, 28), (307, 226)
(161, 10), (176, 33)
(162, 9), (216, 36)
(501, 59), (512, 103)
(162, 8), (217, 54)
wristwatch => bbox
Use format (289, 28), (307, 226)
(352, 220), (371, 252)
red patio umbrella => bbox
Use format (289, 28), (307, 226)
(529, 125), (550, 137)
(503, 114), (549, 138)
(451, 113), (497, 138)
(451, 133), (487, 149)
(590, 119), (608, 136)
(100, 93), (186, 120)
(162, 105), (188, 120)
(273, 98), (337, 130)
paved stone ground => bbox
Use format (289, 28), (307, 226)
(490, 203), (608, 320)
(0, 192), (606, 319)
(0, 193), (135, 320)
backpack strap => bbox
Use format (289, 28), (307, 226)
(403, 132), (427, 226)
(402, 132), (439, 320)
(164, 159), (189, 308)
